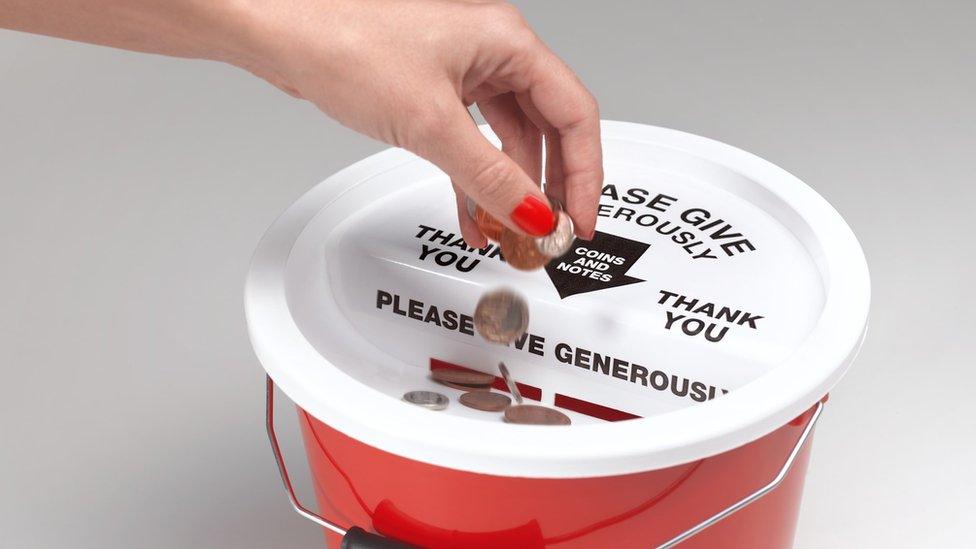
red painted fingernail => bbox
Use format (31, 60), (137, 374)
(510, 195), (555, 236)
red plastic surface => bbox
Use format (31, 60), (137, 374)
(299, 405), (817, 549)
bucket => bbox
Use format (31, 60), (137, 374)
(247, 121), (870, 548)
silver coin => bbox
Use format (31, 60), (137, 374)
(535, 210), (575, 258)
(497, 362), (523, 405)
(474, 288), (529, 344)
(402, 390), (449, 410)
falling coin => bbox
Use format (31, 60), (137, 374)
(459, 391), (512, 412)
(536, 210), (575, 258)
(500, 227), (550, 271)
(504, 404), (572, 425)
(430, 369), (495, 386)
(402, 390), (449, 410)
(466, 197), (504, 242)
(497, 362), (523, 404)
(474, 289), (529, 344)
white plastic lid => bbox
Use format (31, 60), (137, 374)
(246, 121), (869, 478)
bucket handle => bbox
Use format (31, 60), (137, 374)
(656, 399), (823, 548)
(266, 376), (419, 548)
(266, 376), (823, 549)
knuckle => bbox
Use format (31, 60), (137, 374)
(481, 3), (535, 45)
(583, 91), (600, 119)
(487, 2), (526, 25)
(470, 158), (516, 202)
(508, 27), (539, 56)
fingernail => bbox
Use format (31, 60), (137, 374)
(510, 195), (555, 236)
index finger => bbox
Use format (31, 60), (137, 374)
(516, 48), (603, 239)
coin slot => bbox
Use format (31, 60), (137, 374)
(430, 358), (542, 402)
(553, 393), (641, 422)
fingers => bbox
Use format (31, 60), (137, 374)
(477, 93), (542, 185)
(511, 48), (603, 239)
(410, 95), (555, 238)
(543, 132), (567, 208)
(453, 181), (487, 248)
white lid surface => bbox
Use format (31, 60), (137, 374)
(246, 121), (869, 477)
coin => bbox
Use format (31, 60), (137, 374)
(500, 227), (550, 271)
(497, 362), (523, 404)
(436, 380), (491, 392)
(459, 391), (512, 412)
(475, 207), (505, 242)
(504, 404), (572, 425)
(474, 289), (529, 344)
(402, 390), (449, 410)
(430, 368), (495, 386)
(466, 198), (504, 242)
(536, 210), (575, 258)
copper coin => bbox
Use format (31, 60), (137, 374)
(474, 289), (529, 344)
(435, 380), (491, 392)
(459, 391), (512, 412)
(402, 390), (449, 410)
(536, 210), (575, 258)
(497, 362), (523, 404)
(430, 369), (495, 386)
(475, 207), (505, 242)
(500, 227), (550, 271)
(466, 198), (504, 242)
(503, 404), (572, 425)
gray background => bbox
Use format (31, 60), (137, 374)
(1, 1), (973, 547)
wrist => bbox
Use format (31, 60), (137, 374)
(201, 0), (271, 68)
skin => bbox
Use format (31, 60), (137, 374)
(0, 0), (603, 246)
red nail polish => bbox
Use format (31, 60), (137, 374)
(510, 195), (555, 236)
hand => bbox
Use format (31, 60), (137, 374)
(0, 0), (603, 245)
(236, 0), (603, 246)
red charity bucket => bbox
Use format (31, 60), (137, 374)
(249, 122), (870, 548)
(294, 397), (822, 548)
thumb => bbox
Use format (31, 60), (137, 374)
(409, 100), (555, 237)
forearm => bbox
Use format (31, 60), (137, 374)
(2, 0), (603, 241)
(0, 0), (257, 64)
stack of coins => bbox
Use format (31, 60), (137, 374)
(466, 197), (576, 272)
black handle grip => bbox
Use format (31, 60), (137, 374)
(341, 527), (420, 549)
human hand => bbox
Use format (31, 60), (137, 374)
(236, 0), (603, 246)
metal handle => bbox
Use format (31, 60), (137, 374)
(655, 400), (824, 549)
(266, 376), (418, 549)
(267, 375), (822, 549)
